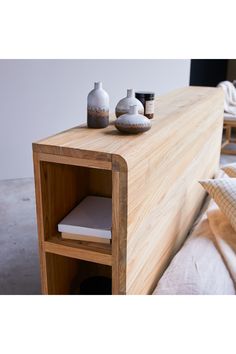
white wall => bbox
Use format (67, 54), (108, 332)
(0, 60), (190, 180)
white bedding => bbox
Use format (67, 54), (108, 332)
(208, 208), (236, 286)
(153, 176), (236, 295)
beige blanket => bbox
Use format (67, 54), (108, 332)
(207, 208), (236, 286)
(153, 170), (236, 295)
(153, 197), (235, 295)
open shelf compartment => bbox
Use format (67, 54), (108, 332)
(40, 160), (112, 253)
(36, 158), (114, 294)
(45, 253), (112, 295)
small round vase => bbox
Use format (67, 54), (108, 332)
(115, 89), (144, 118)
(115, 105), (151, 134)
(87, 82), (109, 128)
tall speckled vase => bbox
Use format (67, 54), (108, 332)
(87, 82), (109, 128)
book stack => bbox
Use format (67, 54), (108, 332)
(58, 196), (112, 244)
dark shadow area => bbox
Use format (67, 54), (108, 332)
(190, 59), (228, 87)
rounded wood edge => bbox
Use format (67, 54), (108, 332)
(112, 154), (128, 172)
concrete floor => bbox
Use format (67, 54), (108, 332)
(0, 154), (235, 295)
(0, 178), (41, 294)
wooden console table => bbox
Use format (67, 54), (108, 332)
(33, 86), (224, 295)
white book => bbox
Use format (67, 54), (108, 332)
(58, 196), (112, 239)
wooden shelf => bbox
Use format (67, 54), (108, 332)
(45, 235), (112, 266)
(33, 86), (224, 295)
(51, 234), (112, 254)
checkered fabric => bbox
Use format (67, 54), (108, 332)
(222, 163), (236, 178)
(200, 178), (236, 232)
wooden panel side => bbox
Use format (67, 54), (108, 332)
(88, 168), (112, 198)
(45, 253), (79, 294)
(126, 94), (224, 294)
(112, 156), (128, 295)
(33, 152), (48, 294)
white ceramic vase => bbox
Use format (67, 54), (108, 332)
(115, 89), (144, 118)
(87, 82), (109, 128)
(115, 105), (151, 134)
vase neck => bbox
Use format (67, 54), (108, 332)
(94, 82), (102, 89)
(129, 105), (138, 115)
(127, 89), (134, 98)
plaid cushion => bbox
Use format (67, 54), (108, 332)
(222, 163), (236, 178)
(200, 178), (236, 232)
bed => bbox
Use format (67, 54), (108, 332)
(153, 170), (236, 295)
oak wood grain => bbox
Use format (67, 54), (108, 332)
(44, 239), (112, 266)
(33, 86), (224, 294)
